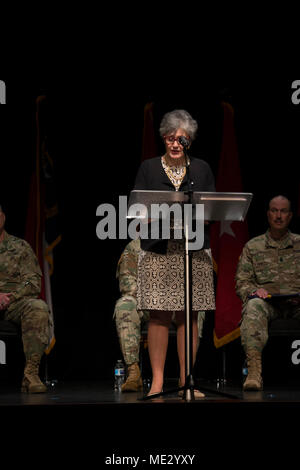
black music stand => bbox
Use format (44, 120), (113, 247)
(127, 189), (252, 401)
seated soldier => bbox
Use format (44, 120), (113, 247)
(235, 195), (300, 391)
(114, 239), (147, 392)
(0, 204), (51, 393)
(114, 238), (206, 393)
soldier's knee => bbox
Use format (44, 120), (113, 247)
(114, 296), (138, 321)
(23, 299), (49, 322)
(243, 298), (268, 318)
(241, 298), (269, 347)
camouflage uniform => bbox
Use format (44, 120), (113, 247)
(114, 239), (149, 366)
(0, 231), (50, 360)
(236, 230), (300, 353)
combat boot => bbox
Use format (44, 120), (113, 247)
(243, 349), (263, 391)
(121, 363), (143, 392)
(21, 353), (47, 393)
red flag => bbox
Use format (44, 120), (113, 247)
(141, 102), (157, 160)
(25, 96), (47, 301)
(210, 101), (249, 348)
(25, 95), (61, 354)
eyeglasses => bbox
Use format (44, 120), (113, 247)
(164, 135), (190, 145)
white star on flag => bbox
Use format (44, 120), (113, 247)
(220, 220), (236, 238)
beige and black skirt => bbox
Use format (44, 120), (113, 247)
(137, 240), (215, 312)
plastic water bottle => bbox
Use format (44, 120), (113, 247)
(242, 360), (248, 383)
(114, 359), (125, 391)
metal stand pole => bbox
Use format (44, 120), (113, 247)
(183, 203), (195, 401)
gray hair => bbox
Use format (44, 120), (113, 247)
(159, 109), (198, 141)
(268, 195), (292, 211)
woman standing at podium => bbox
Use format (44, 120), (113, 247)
(133, 109), (215, 396)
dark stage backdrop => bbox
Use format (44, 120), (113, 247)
(1, 76), (300, 382)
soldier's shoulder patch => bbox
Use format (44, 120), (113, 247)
(7, 235), (36, 259)
(7, 234), (21, 243)
(247, 234), (266, 251)
(291, 232), (300, 244)
(127, 238), (141, 253)
(7, 234), (26, 245)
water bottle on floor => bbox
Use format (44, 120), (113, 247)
(242, 360), (248, 383)
(114, 359), (125, 391)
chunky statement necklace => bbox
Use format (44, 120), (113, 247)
(162, 155), (186, 191)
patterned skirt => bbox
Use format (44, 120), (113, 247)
(137, 240), (215, 312)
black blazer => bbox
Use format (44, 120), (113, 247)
(134, 156), (215, 193)
(133, 156), (215, 253)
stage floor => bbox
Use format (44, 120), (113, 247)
(1, 377), (300, 406)
(1, 379), (300, 462)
